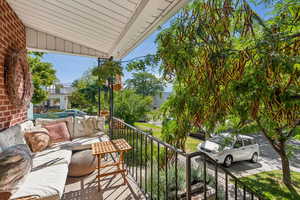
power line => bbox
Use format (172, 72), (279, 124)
(98, 54), (156, 63)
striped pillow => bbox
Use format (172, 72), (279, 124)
(0, 144), (32, 194)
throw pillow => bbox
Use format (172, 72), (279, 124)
(96, 116), (105, 131)
(0, 192), (11, 200)
(35, 117), (74, 137)
(24, 128), (51, 152)
(43, 121), (71, 143)
(0, 144), (32, 195)
(72, 116), (105, 139)
(73, 117), (91, 138)
(86, 116), (104, 131)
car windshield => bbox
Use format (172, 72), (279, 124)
(208, 135), (235, 148)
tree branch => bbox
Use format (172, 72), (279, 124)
(256, 119), (281, 152)
(287, 119), (300, 138)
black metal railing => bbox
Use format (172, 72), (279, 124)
(111, 117), (265, 200)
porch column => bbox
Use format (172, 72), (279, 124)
(109, 76), (114, 138)
(97, 57), (101, 116)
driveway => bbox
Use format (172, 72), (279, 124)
(226, 134), (300, 177)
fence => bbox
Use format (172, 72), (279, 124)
(111, 117), (265, 200)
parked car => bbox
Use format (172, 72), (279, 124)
(64, 109), (87, 117)
(197, 133), (259, 167)
(33, 109), (87, 120)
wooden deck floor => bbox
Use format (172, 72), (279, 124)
(62, 155), (146, 200)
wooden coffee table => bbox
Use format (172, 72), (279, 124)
(91, 139), (132, 191)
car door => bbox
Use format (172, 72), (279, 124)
(232, 138), (247, 161)
(243, 138), (256, 159)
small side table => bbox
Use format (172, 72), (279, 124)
(91, 139), (132, 191)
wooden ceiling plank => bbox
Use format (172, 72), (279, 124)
(109, 0), (139, 11)
(53, 0), (127, 26)
(22, 17), (112, 51)
(87, 0), (133, 19)
(11, 0), (122, 36)
(41, 0), (125, 29)
(27, 28), (109, 58)
(12, 6), (115, 46)
(10, 2), (120, 42)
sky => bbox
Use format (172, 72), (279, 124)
(41, 1), (271, 91)
(42, 21), (168, 84)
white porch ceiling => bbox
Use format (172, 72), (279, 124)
(7, 0), (189, 59)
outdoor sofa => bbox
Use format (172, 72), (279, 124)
(0, 116), (107, 199)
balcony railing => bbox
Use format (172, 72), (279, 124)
(111, 117), (266, 200)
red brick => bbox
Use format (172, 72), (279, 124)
(0, 0), (27, 131)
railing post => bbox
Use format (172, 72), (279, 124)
(186, 154), (192, 200)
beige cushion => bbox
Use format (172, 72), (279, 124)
(68, 150), (97, 177)
(72, 116), (105, 139)
(87, 116), (104, 131)
(11, 146), (72, 199)
(35, 117), (74, 137)
(73, 117), (93, 138)
(24, 128), (50, 152)
(0, 144), (32, 194)
(70, 132), (109, 150)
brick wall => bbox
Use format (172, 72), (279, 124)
(0, 0), (27, 130)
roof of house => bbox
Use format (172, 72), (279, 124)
(7, 0), (189, 59)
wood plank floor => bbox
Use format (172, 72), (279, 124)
(62, 156), (146, 200)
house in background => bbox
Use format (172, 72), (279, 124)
(33, 83), (74, 113)
(45, 83), (74, 110)
(152, 92), (171, 109)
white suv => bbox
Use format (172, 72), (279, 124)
(197, 133), (259, 167)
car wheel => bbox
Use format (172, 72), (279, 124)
(224, 155), (233, 167)
(251, 153), (258, 163)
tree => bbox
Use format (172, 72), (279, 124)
(28, 52), (57, 104)
(70, 65), (153, 121)
(156, 0), (300, 193)
(70, 72), (109, 114)
(125, 72), (164, 96)
(114, 89), (152, 124)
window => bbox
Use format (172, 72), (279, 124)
(234, 140), (243, 148)
(243, 138), (253, 146)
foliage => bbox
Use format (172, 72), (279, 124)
(126, 54), (160, 72)
(146, 162), (185, 200)
(134, 122), (201, 152)
(125, 72), (164, 96)
(71, 65), (153, 120)
(146, 163), (223, 200)
(240, 170), (300, 200)
(159, 88), (194, 150)
(70, 67), (110, 114)
(114, 89), (152, 124)
(28, 52), (57, 104)
(92, 60), (123, 85)
(156, 0), (300, 191)
(294, 134), (300, 141)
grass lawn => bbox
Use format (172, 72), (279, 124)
(240, 170), (300, 200)
(134, 122), (201, 152)
(294, 134), (300, 141)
